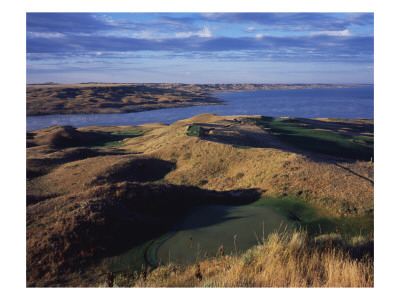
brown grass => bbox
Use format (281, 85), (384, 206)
(26, 83), (222, 116)
(122, 114), (373, 215)
(110, 230), (373, 287)
(26, 113), (373, 286)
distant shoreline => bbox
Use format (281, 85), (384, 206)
(26, 83), (368, 117)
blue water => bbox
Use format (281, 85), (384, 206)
(26, 86), (373, 131)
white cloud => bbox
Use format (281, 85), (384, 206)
(198, 26), (212, 37)
(129, 26), (212, 40)
(27, 32), (65, 38)
(254, 29), (352, 39)
(310, 29), (351, 37)
(132, 30), (159, 39)
(174, 31), (193, 38)
(175, 26), (212, 38)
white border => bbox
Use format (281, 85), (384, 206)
(3, 1), (399, 299)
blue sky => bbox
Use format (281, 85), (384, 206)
(26, 12), (374, 84)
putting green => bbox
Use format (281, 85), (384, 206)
(156, 204), (291, 265)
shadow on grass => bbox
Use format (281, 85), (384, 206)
(108, 193), (373, 273)
(333, 163), (374, 185)
(102, 158), (177, 183)
(26, 148), (127, 181)
(64, 185), (263, 275)
(104, 186), (262, 272)
(254, 117), (373, 161)
(82, 129), (146, 149)
(251, 197), (373, 237)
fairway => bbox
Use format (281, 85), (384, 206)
(156, 204), (291, 265)
(254, 117), (373, 160)
(85, 129), (146, 148)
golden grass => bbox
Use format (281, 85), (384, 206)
(121, 114), (373, 215)
(111, 230), (373, 287)
(26, 83), (223, 116)
(26, 113), (373, 286)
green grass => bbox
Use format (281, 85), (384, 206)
(109, 196), (373, 276)
(353, 135), (374, 143)
(110, 129), (146, 136)
(108, 238), (157, 274)
(186, 125), (203, 137)
(252, 197), (373, 237)
(92, 140), (124, 148)
(154, 204), (291, 265)
(145, 232), (177, 267)
(324, 118), (349, 122)
(187, 125), (200, 132)
(186, 132), (200, 137)
(251, 197), (319, 223)
(254, 117), (373, 160)
(86, 129), (146, 149)
(233, 145), (252, 150)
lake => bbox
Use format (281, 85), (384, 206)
(26, 86), (373, 131)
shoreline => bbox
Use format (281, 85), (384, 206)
(26, 83), (369, 117)
(26, 100), (226, 117)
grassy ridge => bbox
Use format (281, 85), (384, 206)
(26, 83), (223, 116)
(26, 114), (374, 287)
(254, 117), (373, 160)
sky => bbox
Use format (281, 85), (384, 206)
(26, 12), (374, 84)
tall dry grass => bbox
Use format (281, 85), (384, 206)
(27, 114), (373, 286)
(112, 230), (373, 288)
(121, 114), (373, 216)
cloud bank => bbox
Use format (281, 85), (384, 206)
(26, 13), (374, 84)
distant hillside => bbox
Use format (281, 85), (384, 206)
(26, 83), (362, 116)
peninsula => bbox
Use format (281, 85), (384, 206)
(26, 83), (364, 116)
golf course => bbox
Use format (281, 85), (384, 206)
(26, 113), (374, 287)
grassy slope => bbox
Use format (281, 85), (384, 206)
(26, 84), (222, 116)
(254, 117), (373, 161)
(129, 115), (373, 215)
(252, 197), (373, 236)
(26, 113), (374, 287)
(111, 229), (373, 287)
